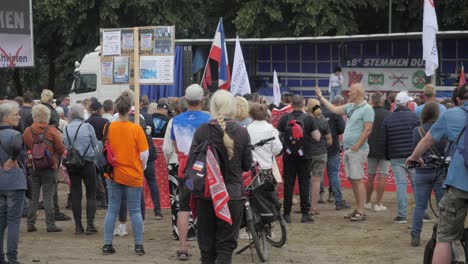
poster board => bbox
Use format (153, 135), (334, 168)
(100, 26), (175, 85)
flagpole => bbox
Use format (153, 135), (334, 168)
(200, 57), (210, 86)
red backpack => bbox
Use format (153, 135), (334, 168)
(30, 127), (55, 170)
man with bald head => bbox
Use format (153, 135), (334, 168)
(316, 83), (374, 221)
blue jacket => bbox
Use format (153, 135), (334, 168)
(381, 107), (420, 159)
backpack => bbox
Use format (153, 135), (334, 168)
(102, 123), (117, 179)
(284, 113), (307, 158)
(183, 140), (212, 196)
(63, 123), (90, 169)
(30, 126), (55, 170)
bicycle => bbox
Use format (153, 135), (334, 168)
(409, 156), (468, 264)
(236, 137), (287, 262)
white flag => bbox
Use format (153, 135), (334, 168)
(273, 70), (281, 106)
(230, 37), (251, 95)
(422, 0), (439, 76)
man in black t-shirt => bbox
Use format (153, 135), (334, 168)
(277, 95), (320, 223)
(151, 103), (170, 138)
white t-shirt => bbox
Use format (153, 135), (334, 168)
(329, 73), (344, 91)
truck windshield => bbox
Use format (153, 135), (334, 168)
(74, 73), (97, 94)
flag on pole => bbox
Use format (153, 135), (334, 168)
(208, 18), (231, 90)
(273, 70), (281, 106)
(460, 64), (466, 87)
(202, 62), (212, 89)
(422, 0), (439, 76)
(230, 37), (251, 96)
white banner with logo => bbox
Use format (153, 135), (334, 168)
(0, 0), (34, 68)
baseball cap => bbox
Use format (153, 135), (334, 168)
(185, 84), (204, 101)
(40, 89), (54, 103)
(157, 103), (169, 110)
(395, 91), (413, 104)
(90, 101), (103, 111)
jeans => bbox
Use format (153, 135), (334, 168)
(28, 169), (57, 229)
(104, 179), (143, 246)
(326, 152), (344, 205)
(390, 158), (415, 218)
(118, 189), (145, 222)
(68, 161), (96, 226)
(144, 160), (161, 211)
(197, 199), (243, 264)
(411, 168), (444, 236)
(0, 190), (26, 262)
(329, 85), (342, 103)
(283, 157), (311, 215)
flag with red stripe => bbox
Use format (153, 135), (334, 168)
(208, 18), (231, 90)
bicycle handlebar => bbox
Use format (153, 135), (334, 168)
(250, 137), (275, 150)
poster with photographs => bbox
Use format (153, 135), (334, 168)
(113, 56), (130, 83)
(154, 26), (174, 55)
(100, 26), (175, 85)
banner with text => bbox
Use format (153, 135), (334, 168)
(342, 57), (436, 91)
(100, 26), (175, 85)
(0, 0), (34, 68)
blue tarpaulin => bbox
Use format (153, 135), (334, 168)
(141, 46), (184, 102)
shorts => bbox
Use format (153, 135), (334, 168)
(179, 183), (191, 212)
(367, 158), (391, 176)
(437, 187), (468, 243)
(343, 149), (369, 180)
(310, 154), (328, 178)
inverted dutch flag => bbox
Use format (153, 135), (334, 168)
(208, 18), (231, 90)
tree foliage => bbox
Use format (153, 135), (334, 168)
(1, 0), (468, 98)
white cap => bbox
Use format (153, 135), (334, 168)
(395, 91), (413, 105)
(185, 84), (204, 101)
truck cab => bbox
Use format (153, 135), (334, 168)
(70, 46), (130, 104)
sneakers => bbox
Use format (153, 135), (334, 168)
(135, 245), (145, 256)
(393, 216), (407, 224)
(373, 204), (387, 212)
(318, 193), (325, 204)
(335, 200), (351, 210)
(55, 213), (71, 221)
(102, 244), (116, 255)
(47, 226), (63, 232)
(154, 210), (163, 220)
(411, 234), (420, 247)
(282, 213), (291, 224)
(301, 214), (314, 223)
(86, 224), (98, 235)
(27, 225), (37, 232)
(113, 225), (128, 236)
(423, 214), (433, 223)
(364, 203), (373, 210)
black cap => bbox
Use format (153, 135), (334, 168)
(157, 103), (169, 110)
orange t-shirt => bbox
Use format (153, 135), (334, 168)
(106, 121), (149, 187)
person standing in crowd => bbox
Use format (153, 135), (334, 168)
(102, 91), (149, 256)
(191, 90), (253, 264)
(40, 89), (60, 129)
(407, 84), (468, 263)
(23, 104), (65, 232)
(0, 102), (27, 264)
(59, 95), (70, 118)
(140, 96), (150, 113)
(381, 91), (420, 224)
(277, 94), (320, 224)
(328, 67), (343, 103)
(306, 99), (332, 217)
(85, 101), (109, 209)
(171, 84), (210, 260)
(365, 92), (391, 212)
(18, 91), (34, 132)
(151, 103), (170, 138)
(235, 96), (252, 127)
(277, 92), (293, 109)
(102, 100), (114, 122)
(55, 107), (68, 132)
(322, 95), (350, 210)
(410, 102), (446, 247)
(63, 104), (100, 235)
(415, 84), (446, 118)
(316, 83), (374, 221)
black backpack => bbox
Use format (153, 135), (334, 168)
(284, 113), (307, 158)
(63, 123), (90, 169)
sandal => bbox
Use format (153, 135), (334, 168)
(350, 212), (366, 221)
(344, 210), (358, 219)
(177, 250), (189, 261)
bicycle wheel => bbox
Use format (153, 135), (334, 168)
(246, 216), (268, 262)
(266, 217), (287, 247)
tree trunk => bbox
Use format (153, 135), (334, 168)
(13, 68), (23, 96)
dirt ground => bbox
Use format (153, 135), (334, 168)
(16, 186), (431, 264)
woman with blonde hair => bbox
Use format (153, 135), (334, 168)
(235, 96), (252, 127)
(147, 103), (158, 115)
(190, 90), (253, 263)
(306, 98), (332, 217)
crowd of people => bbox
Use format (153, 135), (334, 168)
(0, 81), (467, 264)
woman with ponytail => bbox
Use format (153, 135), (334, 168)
(306, 99), (332, 217)
(190, 90), (253, 264)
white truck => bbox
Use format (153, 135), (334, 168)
(69, 46), (130, 104)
